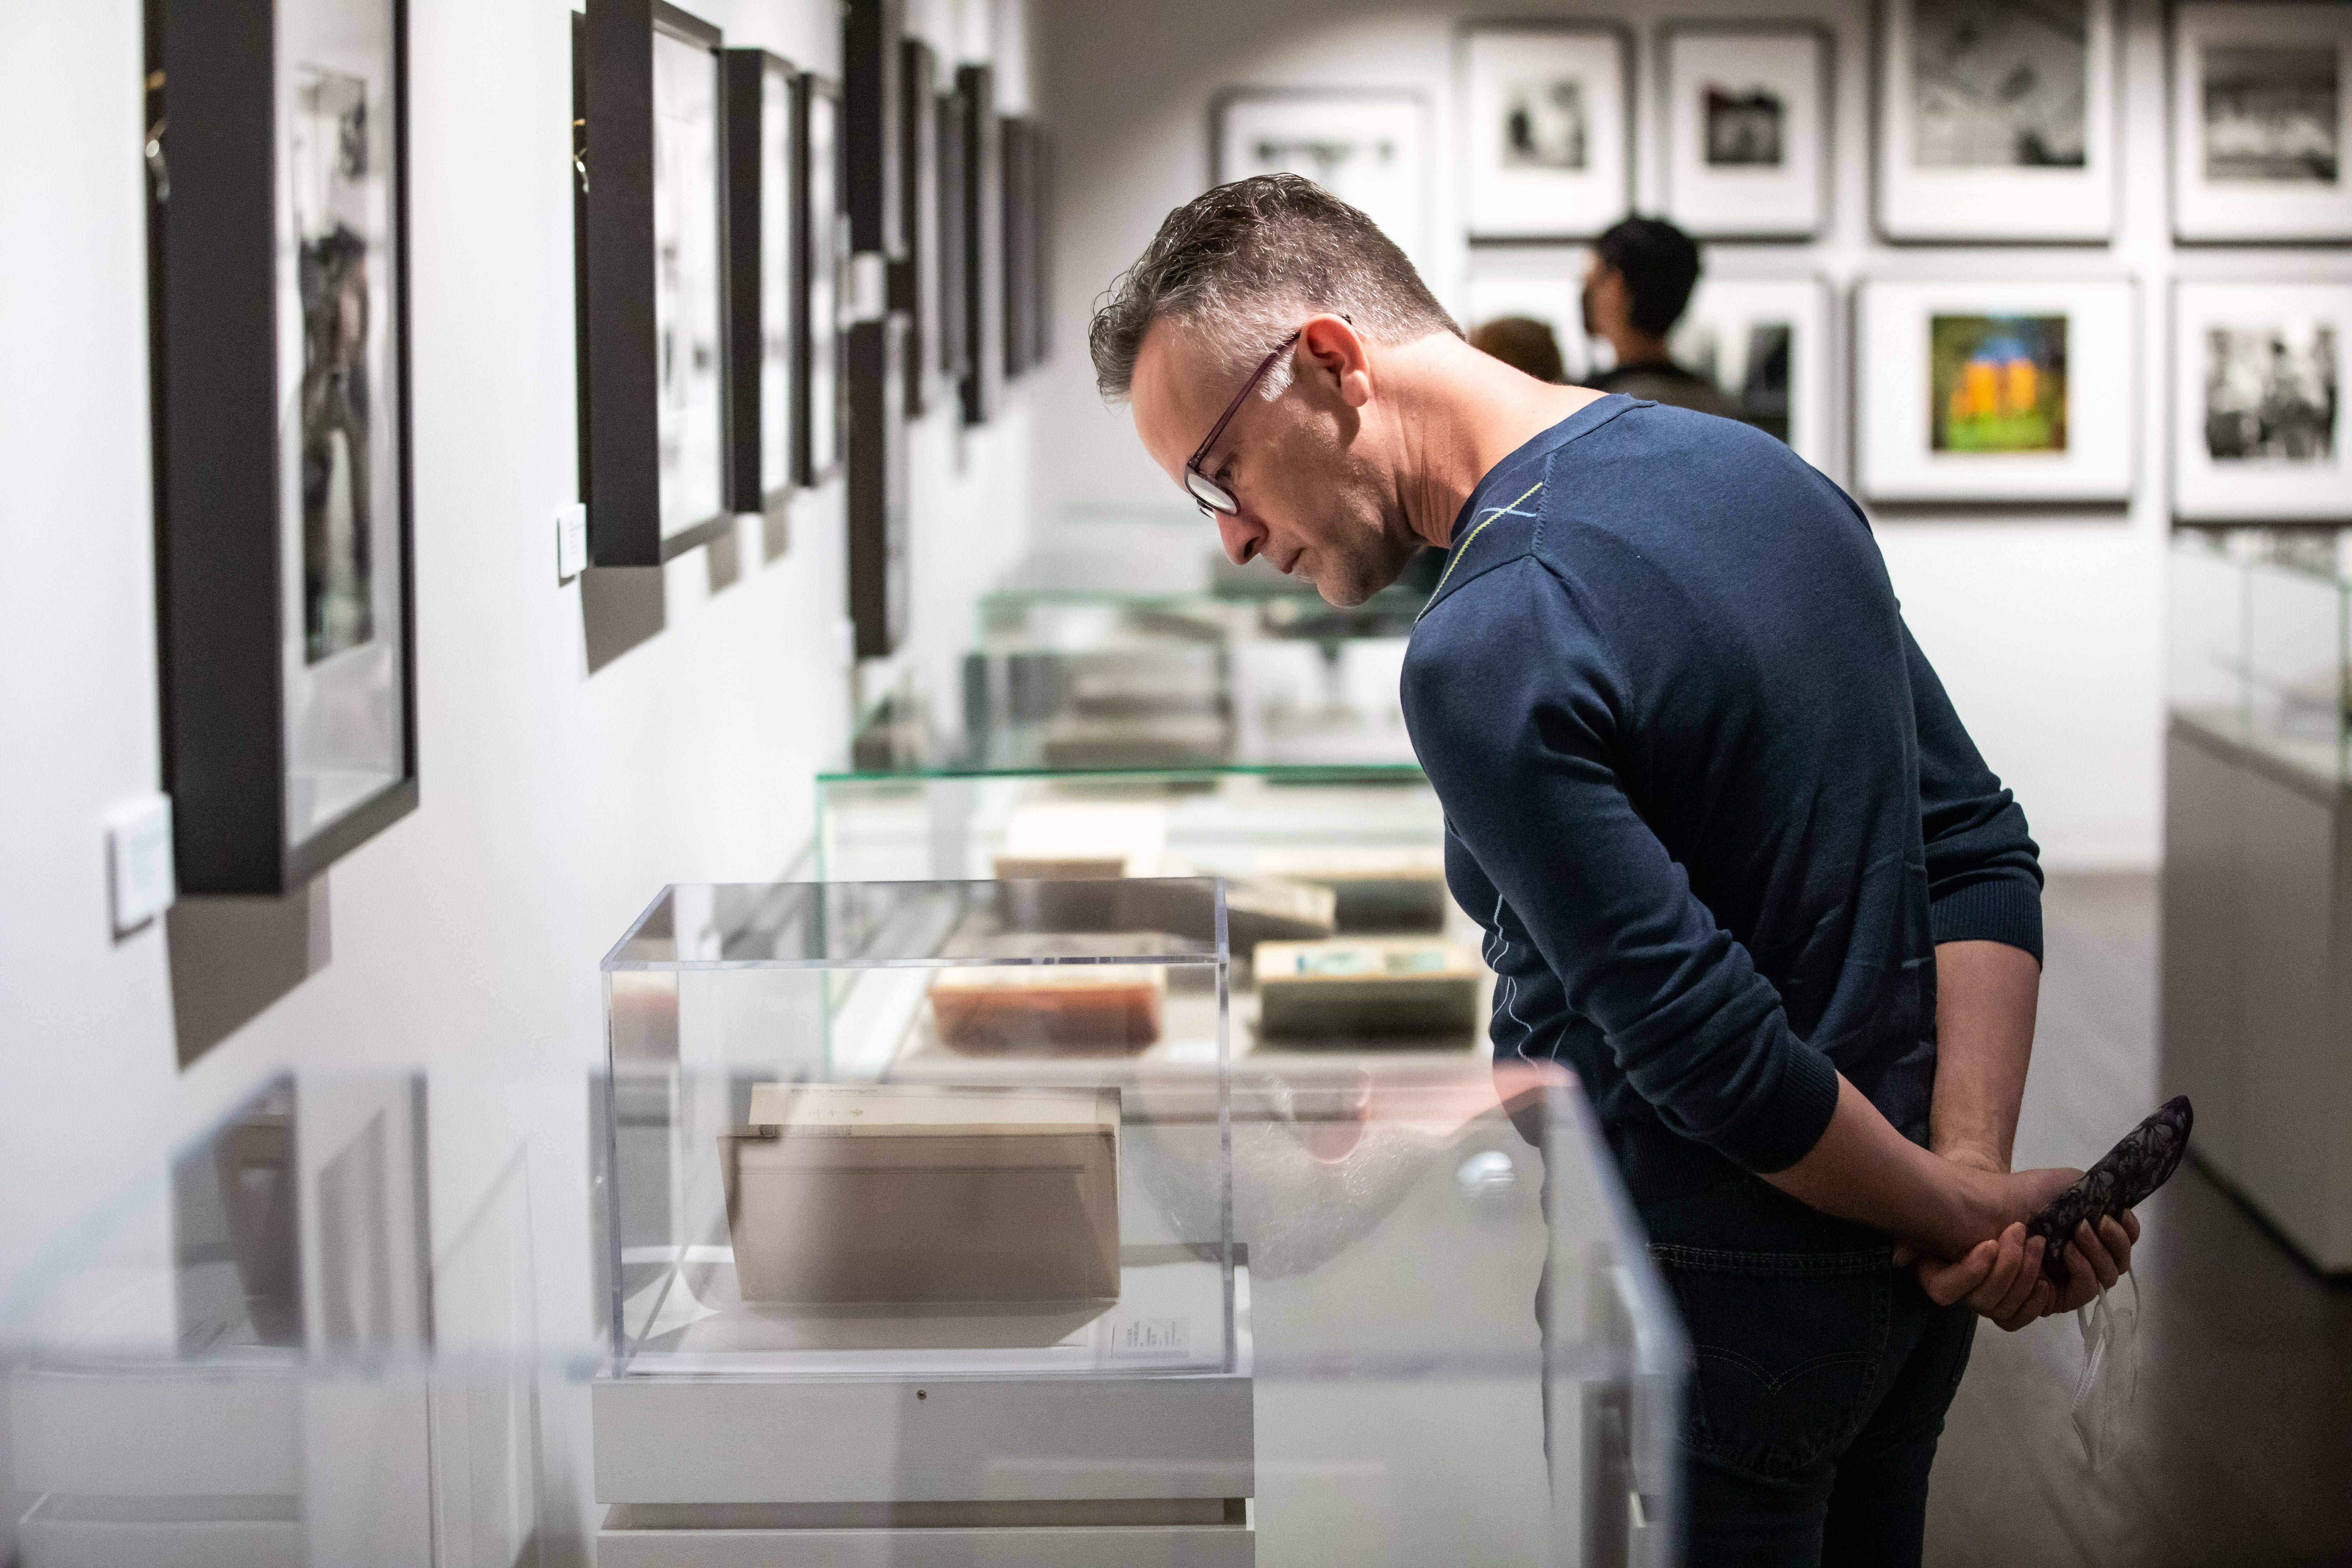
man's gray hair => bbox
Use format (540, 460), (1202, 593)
(1088, 174), (1461, 404)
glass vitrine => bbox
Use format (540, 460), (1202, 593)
(2170, 526), (2351, 783)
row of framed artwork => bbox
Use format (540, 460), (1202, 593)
(1468, 271), (2348, 513)
(1218, 1), (2352, 254)
(140, 0), (1050, 895)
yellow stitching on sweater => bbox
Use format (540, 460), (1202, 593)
(1416, 481), (1545, 623)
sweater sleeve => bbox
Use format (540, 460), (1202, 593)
(1403, 558), (1840, 1176)
(1904, 622), (2045, 962)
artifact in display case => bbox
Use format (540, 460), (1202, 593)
(1255, 938), (1484, 1044)
(721, 1084), (1121, 1303)
(929, 935), (1168, 1054)
(1255, 845), (1449, 933)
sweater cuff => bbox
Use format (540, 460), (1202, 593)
(1712, 1039), (1842, 1176)
(1931, 877), (2044, 965)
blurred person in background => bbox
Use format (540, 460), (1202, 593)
(1470, 314), (1567, 384)
(1581, 215), (1738, 419)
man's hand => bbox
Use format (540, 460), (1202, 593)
(1895, 1148), (2141, 1329)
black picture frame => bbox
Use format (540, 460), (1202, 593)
(1002, 115), (1033, 380)
(1030, 123), (1052, 369)
(847, 313), (911, 659)
(794, 71), (846, 485)
(843, 0), (904, 261)
(957, 64), (1003, 426)
(723, 47), (799, 513)
(146, 0), (419, 895)
(936, 79), (971, 389)
(891, 37), (941, 419)
(584, 0), (735, 566)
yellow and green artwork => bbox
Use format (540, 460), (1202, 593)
(1930, 314), (2068, 453)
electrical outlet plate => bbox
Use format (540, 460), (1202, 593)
(106, 793), (176, 937)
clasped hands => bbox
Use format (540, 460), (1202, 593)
(1893, 1147), (2139, 1333)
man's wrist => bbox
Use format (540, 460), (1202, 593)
(1934, 1140), (2011, 1176)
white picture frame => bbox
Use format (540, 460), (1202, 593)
(2174, 281), (2349, 521)
(1855, 276), (2137, 503)
(1213, 89), (1432, 275)
(1661, 24), (1830, 241)
(1671, 276), (1836, 473)
(1462, 23), (1631, 242)
(1875, 0), (2118, 243)
(2171, 4), (2352, 244)
(1464, 264), (1595, 384)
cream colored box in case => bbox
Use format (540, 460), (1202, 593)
(720, 1084), (1122, 1305)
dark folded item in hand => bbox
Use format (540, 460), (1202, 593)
(2026, 1095), (2192, 1285)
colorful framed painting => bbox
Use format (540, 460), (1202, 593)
(2174, 281), (2348, 521)
(1875, 0), (2118, 243)
(1855, 276), (2137, 503)
(1461, 23), (1632, 242)
(2171, 4), (2352, 243)
(1661, 23), (1830, 241)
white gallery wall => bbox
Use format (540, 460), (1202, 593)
(1031, 0), (2352, 872)
(0, 0), (1036, 1547)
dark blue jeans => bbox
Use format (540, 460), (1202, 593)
(1645, 1179), (1978, 1568)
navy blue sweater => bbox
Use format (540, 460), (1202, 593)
(1400, 397), (2042, 1211)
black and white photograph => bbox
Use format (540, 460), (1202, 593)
(2203, 46), (2339, 184)
(2175, 282), (2352, 519)
(1462, 23), (1630, 241)
(1912, 0), (2087, 169)
(652, 19), (726, 540)
(796, 71), (844, 483)
(1662, 26), (1828, 239)
(722, 49), (799, 518)
(2207, 324), (2337, 461)
(1213, 89), (1431, 273)
(2172, 4), (2352, 240)
(1877, 0), (2116, 240)
(147, 0), (417, 893)
(1668, 276), (1834, 472)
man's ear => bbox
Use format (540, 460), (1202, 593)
(1299, 313), (1373, 410)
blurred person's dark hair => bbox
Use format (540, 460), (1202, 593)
(1469, 316), (1565, 384)
(1591, 216), (1702, 338)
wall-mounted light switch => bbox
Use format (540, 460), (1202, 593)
(558, 503), (589, 582)
(106, 793), (175, 938)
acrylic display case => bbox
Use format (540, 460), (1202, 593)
(2162, 527), (2352, 1274)
(2169, 527), (2351, 785)
(0, 1072), (560, 1568)
(596, 880), (1686, 1565)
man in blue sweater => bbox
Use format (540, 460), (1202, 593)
(1090, 176), (2141, 1564)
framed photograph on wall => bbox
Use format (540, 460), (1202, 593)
(1661, 24), (1830, 241)
(1003, 116), (1036, 380)
(2171, 4), (2352, 243)
(957, 64), (1003, 427)
(1875, 0), (2118, 243)
(145, 0), (418, 893)
(1855, 276), (2137, 503)
(1464, 266), (1595, 383)
(937, 78), (971, 392)
(848, 314), (911, 658)
(2175, 282), (2348, 520)
(723, 49), (799, 516)
(1460, 24), (1631, 243)
(584, 0), (732, 565)
(1671, 276), (1836, 472)
(795, 71), (845, 484)
(844, 0), (904, 261)
(1213, 89), (1432, 272)
(892, 37), (941, 418)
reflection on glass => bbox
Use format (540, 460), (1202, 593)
(278, 0), (404, 849)
(654, 26), (724, 535)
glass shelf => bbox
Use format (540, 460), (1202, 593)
(2170, 527), (2351, 786)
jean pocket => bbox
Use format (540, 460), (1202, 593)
(1650, 1243), (1895, 1479)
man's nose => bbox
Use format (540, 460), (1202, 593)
(1217, 509), (1264, 566)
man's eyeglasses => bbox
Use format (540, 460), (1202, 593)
(1181, 315), (1348, 518)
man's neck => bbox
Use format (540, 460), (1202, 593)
(1384, 336), (1605, 550)
(1602, 327), (1673, 370)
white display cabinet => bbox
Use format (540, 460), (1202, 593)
(597, 880), (1688, 1566)
(2163, 528), (2352, 1273)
